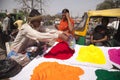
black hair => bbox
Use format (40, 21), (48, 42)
(62, 8), (69, 13)
(94, 25), (104, 32)
(29, 9), (41, 17)
(102, 17), (109, 23)
(18, 16), (22, 20)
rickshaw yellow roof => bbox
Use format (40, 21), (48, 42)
(87, 8), (120, 17)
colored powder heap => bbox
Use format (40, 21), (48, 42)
(44, 42), (75, 60)
(31, 62), (84, 80)
(108, 49), (120, 65)
(76, 45), (106, 64)
(95, 69), (120, 80)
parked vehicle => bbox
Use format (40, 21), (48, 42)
(75, 8), (120, 46)
(54, 18), (60, 24)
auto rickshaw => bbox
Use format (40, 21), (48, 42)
(75, 8), (120, 46)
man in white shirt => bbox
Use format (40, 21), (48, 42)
(2, 13), (10, 35)
(9, 9), (69, 55)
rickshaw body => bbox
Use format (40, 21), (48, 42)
(75, 8), (120, 46)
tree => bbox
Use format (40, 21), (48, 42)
(113, 0), (120, 8)
(14, 0), (48, 15)
(96, 0), (120, 10)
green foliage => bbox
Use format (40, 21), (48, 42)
(0, 13), (6, 19)
(96, 0), (120, 10)
(42, 13), (63, 26)
(54, 14), (62, 19)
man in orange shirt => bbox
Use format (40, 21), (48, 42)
(56, 9), (74, 42)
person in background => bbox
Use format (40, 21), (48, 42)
(90, 17), (109, 46)
(2, 13), (11, 44)
(0, 18), (2, 30)
(0, 18), (2, 34)
(10, 17), (24, 41)
(0, 18), (3, 45)
(2, 13), (11, 35)
(55, 8), (74, 42)
(14, 16), (23, 30)
(8, 9), (69, 58)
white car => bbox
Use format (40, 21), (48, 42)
(54, 19), (60, 24)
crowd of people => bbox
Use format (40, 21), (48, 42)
(0, 8), (119, 66)
(0, 13), (21, 48)
(0, 9), (75, 67)
(0, 8), (120, 79)
(0, 8), (118, 60)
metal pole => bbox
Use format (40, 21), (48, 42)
(40, 0), (42, 15)
(31, 0), (34, 9)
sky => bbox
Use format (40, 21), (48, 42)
(0, 0), (104, 17)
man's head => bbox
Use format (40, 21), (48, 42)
(62, 8), (69, 20)
(6, 13), (10, 18)
(18, 16), (22, 20)
(101, 17), (109, 26)
(28, 9), (42, 28)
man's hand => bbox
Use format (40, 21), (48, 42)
(91, 40), (98, 43)
(58, 32), (70, 42)
(54, 24), (59, 30)
(65, 12), (70, 19)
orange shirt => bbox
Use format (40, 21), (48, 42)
(57, 18), (74, 42)
(58, 18), (74, 32)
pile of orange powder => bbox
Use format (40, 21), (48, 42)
(31, 62), (84, 80)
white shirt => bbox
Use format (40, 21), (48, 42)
(2, 17), (10, 31)
(11, 23), (62, 53)
(108, 20), (119, 30)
